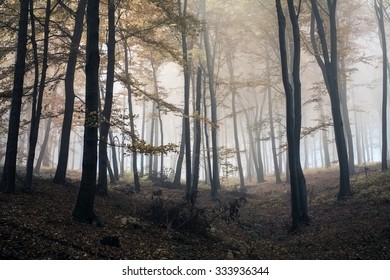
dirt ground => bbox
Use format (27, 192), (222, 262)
(0, 164), (389, 259)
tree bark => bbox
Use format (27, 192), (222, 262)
(226, 52), (245, 191)
(72, 0), (100, 224)
(374, 0), (388, 171)
(276, 0), (309, 231)
(24, 0), (53, 193)
(53, 0), (87, 185)
(97, 0), (116, 196)
(266, 56), (282, 184)
(202, 0), (220, 200)
(1, 0), (29, 193)
(123, 41), (140, 192)
(34, 117), (52, 175)
(190, 67), (202, 203)
(338, 56), (355, 174)
(177, 0), (192, 197)
(310, 0), (352, 199)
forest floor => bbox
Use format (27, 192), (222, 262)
(0, 164), (389, 260)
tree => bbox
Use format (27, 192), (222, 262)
(0, 0), (30, 193)
(226, 48), (245, 192)
(34, 116), (52, 175)
(24, 0), (55, 193)
(275, 0), (309, 231)
(310, 0), (352, 199)
(266, 52), (282, 184)
(202, 0), (220, 200)
(122, 38), (141, 192)
(190, 67), (202, 203)
(72, 0), (100, 224)
(373, 0), (388, 171)
(97, 0), (116, 195)
(172, 0), (192, 196)
(53, 0), (87, 185)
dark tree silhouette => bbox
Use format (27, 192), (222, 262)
(24, 0), (54, 193)
(202, 0), (220, 200)
(374, 0), (388, 171)
(310, 0), (352, 199)
(53, 0), (87, 185)
(97, 0), (116, 195)
(0, 0), (30, 193)
(72, 0), (100, 224)
(275, 0), (309, 231)
(190, 67), (202, 203)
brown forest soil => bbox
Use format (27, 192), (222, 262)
(0, 164), (389, 260)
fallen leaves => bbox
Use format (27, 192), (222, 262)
(0, 164), (389, 259)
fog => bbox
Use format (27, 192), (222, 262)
(0, 0), (388, 184)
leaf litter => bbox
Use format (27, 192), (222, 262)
(0, 164), (389, 259)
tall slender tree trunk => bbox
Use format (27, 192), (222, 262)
(177, 0), (192, 197)
(150, 55), (165, 185)
(339, 56), (355, 174)
(25, 0), (56, 192)
(173, 119), (185, 186)
(254, 93), (266, 183)
(72, 0), (100, 224)
(266, 56), (282, 183)
(202, 0), (220, 200)
(375, 0), (388, 171)
(190, 68), (202, 203)
(202, 80), (212, 186)
(244, 110), (260, 182)
(97, 0), (116, 195)
(34, 117), (52, 175)
(123, 41), (140, 192)
(140, 98), (146, 177)
(276, 0), (309, 231)
(353, 108), (363, 165)
(109, 131), (119, 181)
(0, 0), (30, 193)
(53, 0), (87, 185)
(148, 103), (156, 176)
(310, 0), (352, 199)
(226, 53), (245, 191)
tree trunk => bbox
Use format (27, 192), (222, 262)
(148, 102), (156, 177)
(266, 56), (282, 183)
(97, 0), (116, 196)
(123, 41), (140, 192)
(254, 93), (266, 183)
(177, 0), (192, 197)
(0, 0), (29, 193)
(53, 0), (87, 185)
(140, 98), (146, 177)
(34, 117), (52, 175)
(375, 0), (388, 171)
(25, 0), (54, 192)
(276, 0), (309, 231)
(310, 0), (352, 199)
(150, 55), (165, 186)
(72, 0), (100, 224)
(109, 132), (119, 181)
(173, 119), (185, 186)
(226, 53), (245, 191)
(190, 67), (202, 203)
(203, 79), (213, 186)
(339, 56), (355, 174)
(244, 110), (260, 183)
(202, 0), (220, 200)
